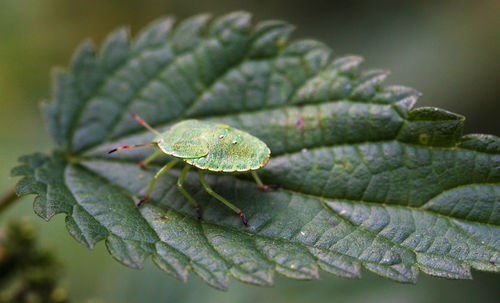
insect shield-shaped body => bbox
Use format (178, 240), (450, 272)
(108, 114), (273, 226)
(157, 120), (270, 172)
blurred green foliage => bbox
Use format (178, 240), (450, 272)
(0, 0), (498, 302)
(0, 221), (68, 303)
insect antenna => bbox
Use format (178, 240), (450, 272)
(130, 112), (160, 135)
(108, 143), (154, 154)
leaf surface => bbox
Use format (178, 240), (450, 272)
(13, 12), (500, 289)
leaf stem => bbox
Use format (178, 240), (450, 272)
(0, 188), (19, 214)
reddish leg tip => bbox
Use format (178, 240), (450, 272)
(258, 184), (279, 191)
(195, 204), (202, 220)
(237, 211), (248, 226)
(258, 185), (268, 191)
(137, 195), (149, 208)
(138, 161), (146, 169)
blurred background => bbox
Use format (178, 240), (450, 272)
(0, 0), (498, 302)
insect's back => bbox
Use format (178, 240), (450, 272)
(155, 120), (270, 172)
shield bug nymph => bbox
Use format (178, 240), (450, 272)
(108, 113), (274, 226)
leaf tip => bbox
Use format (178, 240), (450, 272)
(398, 107), (466, 147)
(331, 55), (364, 74)
(459, 133), (500, 153)
(70, 39), (97, 71)
(249, 20), (295, 57)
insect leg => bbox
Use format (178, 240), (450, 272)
(250, 171), (277, 191)
(130, 112), (160, 135)
(138, 150), (163, 169)
(137, 159), (180, 207)
(176, 165), (202, 220)
(198, 171), (248, 226)
(108, 143), (154, 154)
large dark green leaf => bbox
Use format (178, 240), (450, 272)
(12, 12), (499, 289)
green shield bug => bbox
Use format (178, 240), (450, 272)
(108, 113), (274, 226)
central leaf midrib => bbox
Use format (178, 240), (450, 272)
(78, 140), (499, 227)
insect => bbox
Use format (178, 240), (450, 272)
(108, 113), (273, 226)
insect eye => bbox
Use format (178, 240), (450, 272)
(232, 135), (241, 145)
(218, 128), (228, 139)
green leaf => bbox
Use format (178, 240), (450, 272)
(13, 12), (499, 289)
